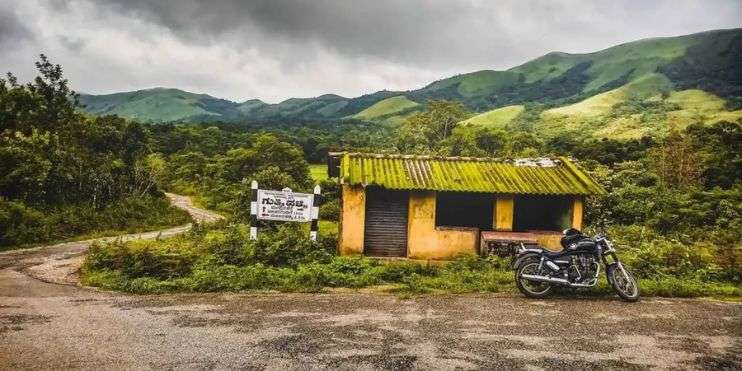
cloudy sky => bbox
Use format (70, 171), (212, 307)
(1, 0), (741, 103)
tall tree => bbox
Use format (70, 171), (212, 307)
(0, 54), (79, 134)
(396, 100), (470, 154)
(650, 126), (704, 189)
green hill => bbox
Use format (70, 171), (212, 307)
(543, 73), (672, 118)
(538, 73), (742, 139)
(418, 28), (740, 111)
(78, 28), (741, 137)
(351, 95), (420, 120)
(460, 105), (524, 128)
(78, 88), (241, 123)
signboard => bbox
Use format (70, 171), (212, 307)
(256, 188), (313, 222)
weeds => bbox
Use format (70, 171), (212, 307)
(81, 222), (741, 299)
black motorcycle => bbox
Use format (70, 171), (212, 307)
(512, 228), (640, 302)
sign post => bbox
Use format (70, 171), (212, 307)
(250, 180), (258, 240)
(310, 184), (321, 241)
(251, 182), (321, 241)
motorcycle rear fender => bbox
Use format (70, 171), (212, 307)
(511, 252), (542, 270)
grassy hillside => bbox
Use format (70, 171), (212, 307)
(77, 28), (741, 138)
(538, 74), (741, 139)
(351, 95), (420, 120)
(414, 70), (522, 100)
(543, 73), (672, 118)
(79, 88), (240, 123)
(460, 105), (524, 128)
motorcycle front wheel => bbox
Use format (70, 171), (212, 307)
(515, 259), (553, 298)
(607, 263), (640, 302)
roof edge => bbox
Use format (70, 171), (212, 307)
(558, 156), (606, 195)
(336, 151), (568, 165)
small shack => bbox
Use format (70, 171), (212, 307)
(329, 153), (604, 260)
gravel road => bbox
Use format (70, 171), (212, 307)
(0, 196), (740, 370)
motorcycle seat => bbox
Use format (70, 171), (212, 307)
(540, 249), (569, 259)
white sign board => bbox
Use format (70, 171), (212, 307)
(256, 189), (313, 222)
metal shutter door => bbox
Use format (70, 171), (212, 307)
(364, 188), (408, 257)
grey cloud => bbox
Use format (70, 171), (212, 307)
(2, 0), (741, 102)
(58, 35), (85, 52)
(0, 7), (33, 47)
(94, 0), (480, 67)
(91, 0), (742, 71)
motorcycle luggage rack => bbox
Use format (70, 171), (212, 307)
(480, 231), (541, 259)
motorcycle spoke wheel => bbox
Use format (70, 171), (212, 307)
(519, 263), (551, 295)
(609, 264), (640, 302)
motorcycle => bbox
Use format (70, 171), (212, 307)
(512, 228), (640, 302)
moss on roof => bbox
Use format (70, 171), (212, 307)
(338, 153), (604, 195)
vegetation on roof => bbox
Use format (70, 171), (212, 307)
(339, 153), (603, 195)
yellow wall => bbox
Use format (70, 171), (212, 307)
(572, 197), (583, 230)
(407, 191), (478, 260)
(339, 186), (584, 257)
(535, 233), (563, 251)
(494, 195), (514, 231)
(339, 184), (365, 255)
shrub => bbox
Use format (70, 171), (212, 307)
(85, 238), (198, 280)
(0, 200), (44, 246)
(202, 226), (252, 265)
(606, 225), (737, 281)
(0, 196), (190, 249)
(250, 224), (334, 267)
(319, 199), (340, 221)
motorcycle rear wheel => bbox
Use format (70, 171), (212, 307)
(515, 259), (553, 298)
(607, 263), (640, 302)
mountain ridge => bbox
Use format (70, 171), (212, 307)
(78, 28), (742, 132)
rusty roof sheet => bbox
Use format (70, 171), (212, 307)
(338, 153), (604, 195)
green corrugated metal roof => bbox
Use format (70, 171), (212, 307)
(339, 153), (604, 195)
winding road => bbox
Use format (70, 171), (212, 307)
(0, 195), (740, 370)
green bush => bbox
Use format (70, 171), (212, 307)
(606, 225), (738, 282)
(85, 238), (198, 280)
(319, 199), (340, 221)
(0, 196), (190, 249)
(250, 224), (335, 267)
(0, 200), (44, 246)
(202, 226), (252, 265)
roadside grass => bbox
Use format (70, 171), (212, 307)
(317, 220), (338, 237)
(83, 255), (741, 300)
(80, 223), (741, 300)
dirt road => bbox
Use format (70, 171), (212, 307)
(1, 196), (740, 370)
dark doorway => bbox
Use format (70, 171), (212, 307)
(435, 192), (493, 230)
(514, 195), (572, 231)
(364, 187), (409, 257)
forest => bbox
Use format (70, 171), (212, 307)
(2, 57), (739, 298)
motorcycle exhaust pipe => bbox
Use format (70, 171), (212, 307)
(520, 274), (598, 287)
(520, 274), (569, 285)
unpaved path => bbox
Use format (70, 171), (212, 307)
(0, 196), (740, 370)
(0, 193), (222, 286)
